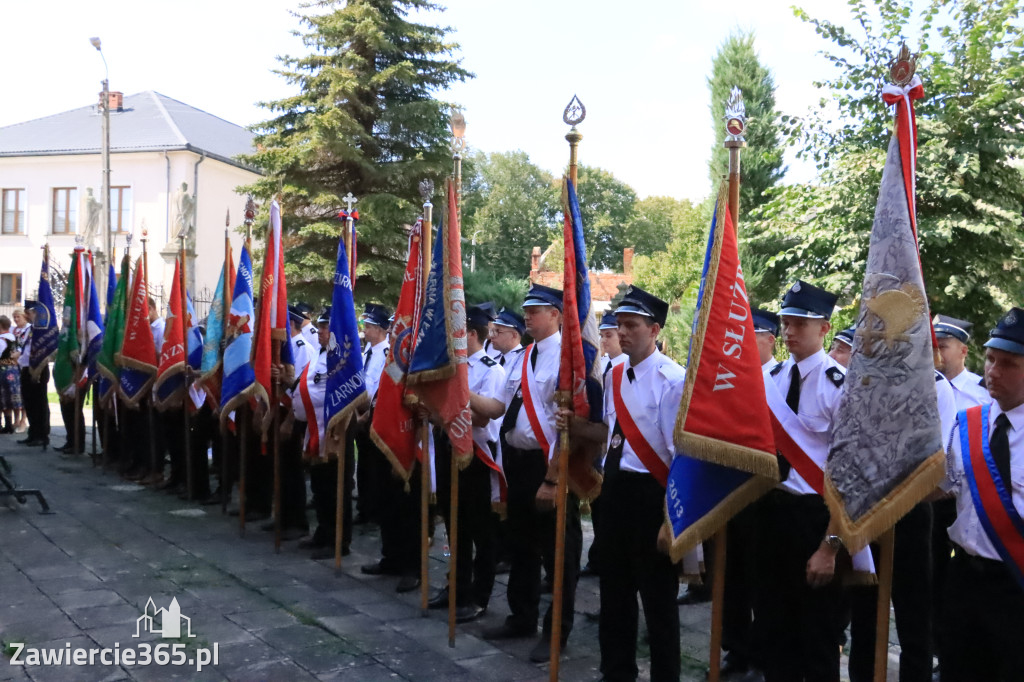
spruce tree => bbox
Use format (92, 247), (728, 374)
(707, 31), (785, 214)
(242, 0), (470, 304)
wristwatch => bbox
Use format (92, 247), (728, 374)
(823, 534), (844, 551)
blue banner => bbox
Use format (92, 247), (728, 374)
(564, 179), (599, 381)
(324, 233), (367, 441)
(409, 218), (448, 376)
(221, 246), (259, 417)
(85, 261), (105, 374)
(29, 257), (59, 375)
(186, 291), (203, 371)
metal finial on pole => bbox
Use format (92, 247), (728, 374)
(243, 195), (256, 247)
(723, 86), (747, 225)
(563, 95), (586, 186)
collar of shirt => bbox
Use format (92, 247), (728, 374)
(367, 339), (388, 355)
(949, 368), (981, 391)
(782, 348), (827, 380)
(993, 400), (1024, 433)
(534, 331), (561, 356)
(626, 349), (663, 383)
(468, 348), (487, 366)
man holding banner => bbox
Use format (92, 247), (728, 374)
(597, 285), (684, 682)
(758, 280), (848, 682)
(940, 309), (1024, 680)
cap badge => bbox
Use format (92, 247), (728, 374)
(792, 282), (801, 292)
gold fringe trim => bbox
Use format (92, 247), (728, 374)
(676, 431), (781, 480)
(668, 474), (777, 564)
(116, 353), (158, 376)
(219, 383), (267, 428)
(324, 398), (367, 460)
(117, 375), (156, 409)
(197, 361), (222, 392)
(405, 364), (455, 386)
(824, 449), (946, 554)
(454, 449), (473, 471)
(673, 185), (729, 446)
(152, 363), (187, 411)
(28, 353), (55, 382)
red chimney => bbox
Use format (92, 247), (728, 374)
(108, 91), (124, 111)
(623, 247), (634, 278)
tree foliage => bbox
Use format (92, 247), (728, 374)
(630, 197), (712, 304)
(745, 0), (1024, 331)
(574, 165), (638, 271)
(240, 0), (470, 305)
(708, 31), (786, 214)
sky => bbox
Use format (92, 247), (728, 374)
(0, 0), (861, 203)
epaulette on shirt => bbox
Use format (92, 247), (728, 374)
(978, 376), (986, 387)
(770, 363), (784, 377)
(481, 355), (497, 367)
(825, 366), (845, 387)
(296, 339), (305, 347)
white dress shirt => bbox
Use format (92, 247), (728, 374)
(947, 367), (991, 412)
(293, 349), (327, 423)
(503, 331), (560, 451)
(600, 352), (628, 378)
(945, 401), (1024, 561)
(150, 318), (166, 359)
(935, 371), (958, 449)
(362, 339), (389, 401)
(290, 332), (316, 377)
(497, 344), (523, 369)
(468, 349), (506, 446)
(303, 323), (318, 347)
(602, 349), (686, 474)
(769, 349), (845, 495)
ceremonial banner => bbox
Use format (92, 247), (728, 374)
(560, 178), (604, 501)
(29, 254), (59, 380)
(154, 258), (187, 409)
(186, 292), (203, 372)
(220, 245), (262, 422)
(668, 188), (779, 560)
(116, 257), (157, 407)
(198, 249), (233, 406)
(97, 256), (129, 405)
(321, 233), (368, 460)
(253, 200), (290, 403)
(370, 218), (423, 480)
(53, 248), (86, 396)
(83, 255), (105, 375)
(825, 75), (944, 552)
(407, 180), (473, 466)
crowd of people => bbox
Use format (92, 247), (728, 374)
(6, 278), (1022, 682)
(0, 309), (32, 435)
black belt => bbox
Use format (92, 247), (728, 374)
(952, 543), (1012, 577)
(502, 444), (544, 459)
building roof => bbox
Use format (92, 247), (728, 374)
(0, 91), (257, 171)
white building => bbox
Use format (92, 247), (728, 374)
(0, 91), (260, 316)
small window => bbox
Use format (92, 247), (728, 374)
(111, 186), (132, 233)
(0, 273), (22, 304)
(53, 187), (78, 234)
(2, 189), (25, 235)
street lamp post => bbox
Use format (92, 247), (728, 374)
(90, 37), (112, 299)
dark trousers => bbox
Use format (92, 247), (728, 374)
(503, 443), (582, 637)
(376, 445), (420, 575)
(59, 396), (85, 449)
(940, 549), (1024, 681)
(931, 498), (957, 655)
(120, 405), (152, 475)
(598, 471), (680, 682)
(355, 431), (382, 521)
(308, 444), (353, 549)
(436, 439), (498, 608)
(848, 501), (933, 682)
(189, 405), (213, 499)
(722, 500), (761, 669)
(244, 421), (272, 515)
(21, 366), (49, 440)
(755, 490), (844, 682)
(164, 408), (187, 486)
(587, 493), (605, 573)
(279, 421), (309, 529)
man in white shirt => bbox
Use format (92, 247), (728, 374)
(353, 303), (390, 528)
(288, 305), (316, 377)
(596, 287), (683, 682)
(489, 308), (525, 368)
(827, 326), (855, 369)
(428, 305), (506, 622)
(149, 297), (165, 357)
(753, 308), (780, 371)
(757, 280), (848, 682)
(935, 314), (991, 410)
(940, 307), (1024, 680)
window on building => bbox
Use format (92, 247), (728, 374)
(111, 186), (132, 233)
(0, 273), (22, 304)
(2, 189), (25, 235)
(52, 187), (78, 234)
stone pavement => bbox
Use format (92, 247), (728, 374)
(0, 424), (901, 681)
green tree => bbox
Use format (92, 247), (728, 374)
(708, 31), (786, 214)
(462, 269), (529, 311)
(460, 151), (559, 278)
(745, 0), (1024, 331)
(574, 165), (637, 271)
(630, 196), (713, 303)
(241, 0), (471, 304)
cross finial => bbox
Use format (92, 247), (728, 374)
(342, 192), (358, 213)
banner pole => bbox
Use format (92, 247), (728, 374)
(141, 229), (159, 483)
(874, 528), (895, 682)
(179, 239), (194, 503)
(335, 417), (350, 572)
(239, 406), (248, 537)
(222, 221), (231, 514)
(272, 336), (282, 552)
(418, 191), (434, 615)
(707, 528), (728, 682)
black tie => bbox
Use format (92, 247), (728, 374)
(499, 355), (506, 367)
(530, 344), (538, 371)
(604, 368), (635, 477)
(364, 347), (372, 364)
(991, 413), (1012, 487)
(786, 364), (801, 414)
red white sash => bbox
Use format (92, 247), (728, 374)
(297, 363), (322, 458)
(611, 363), (669, 487)
(474, 436), (507, 504)
(960, 405), (1024, 588)
(520, 343), (556, 458)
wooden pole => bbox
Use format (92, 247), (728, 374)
(239, 405), (248, 537)
(142, 233), (159, 482)
(550, 101), (585, 681)
(91, 385), (98, 463)
(418, 197), (434, 614)
(335, 417), (350, 571)
(707, 528), (728, 682)
(447, 445), (459, 647)
(873, 528), (895, 682)
(222, 226), (231, 515)
(179, 243), (194, 502)
(272, 342), (282, 552)
(102, 399), (112, 470)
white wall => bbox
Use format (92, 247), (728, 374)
(0, 151), (259, 315)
